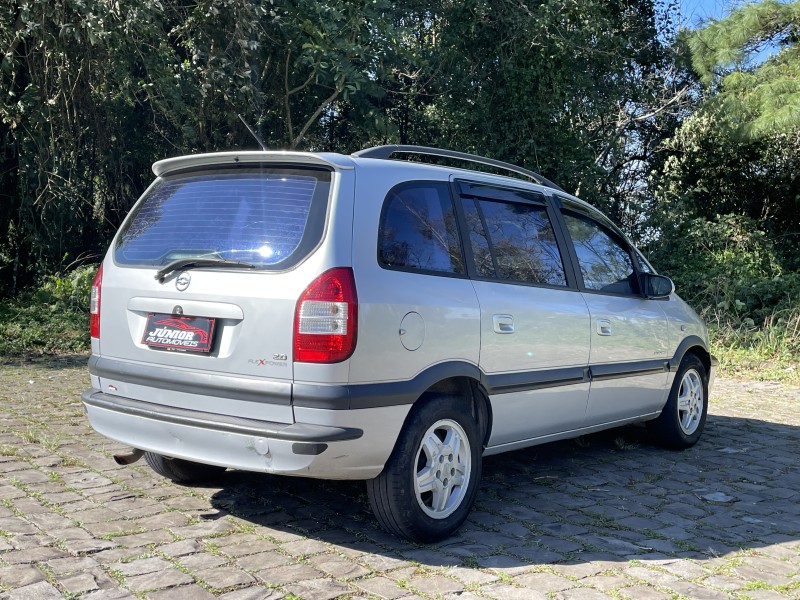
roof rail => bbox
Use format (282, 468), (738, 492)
(352, 145), (564, 192)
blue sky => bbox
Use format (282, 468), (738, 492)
(679, 0), (740, 28)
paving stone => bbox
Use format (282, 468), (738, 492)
(703, 575), (746, 591)
(145, 584), (216, 599)
(309, 555), (371, 579)
(44, 556), (99, 575)
(554, 589), (616, 600)
(659, 559), (708, 579)
(178, 552), (227, 570)
(235, 551), (292, 571)
(552, 562), (607, 579)
(219, 539), (278, 557)
(110, 557), (173, 577)
(0, 565), (45, 588)
(170, 519), (236, 538)
(284, 578), (351, 600)
(733, 565), (792, 587)
(256, 563), (323, 585)
(81, 588), (136, 600)
(444, 566), (499, 585)
(409, 574), (463, 596)
(515, 571), (576, 592)
(0, 581), (61, 599)
(218, 588), (285, 600)
(124, 568), (194, 592)
(157, 538), (202, 557)
(58, 572), (102, 594)
(618, 586), (672, 600)
(355, 553), (411, 572)
(111, 529), (174, 547)
(667, 582), (730, 599)
(482, 583), (548, 600)
(0, 518), (37, 535)
(742, 590), (796, 600)
(580, 575), (629, 591)
(280, 538), (330, 557)
(2, 546), (68, 564)
(356, 576), (414, 599)
(198, 566), (256, 589)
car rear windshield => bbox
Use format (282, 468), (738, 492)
(114, 166), (331, 269)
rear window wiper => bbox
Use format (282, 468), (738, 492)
(155, 257), (257, 282)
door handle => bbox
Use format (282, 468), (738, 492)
(493, 314), (514, 334)
(596, 319), (612, 336)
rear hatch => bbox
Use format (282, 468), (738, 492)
(94, 160), (333, 421)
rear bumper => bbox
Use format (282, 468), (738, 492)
(83, 390), (362, 442)
(82, 389), (408, 479)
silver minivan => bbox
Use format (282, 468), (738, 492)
(83, 145), (716, 542)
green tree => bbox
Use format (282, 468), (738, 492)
(689, 0), (800, 137)
(360, 0), (692, 238)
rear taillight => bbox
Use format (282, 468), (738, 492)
(90, 264), (103, 339)
(294, 268), (358, 363)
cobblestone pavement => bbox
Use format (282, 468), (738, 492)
(0, 357), (798, 600)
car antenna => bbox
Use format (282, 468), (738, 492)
(238, 114), (267, 151)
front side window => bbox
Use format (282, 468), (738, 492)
(378, 182), (464, 274)
(115, 167), (330, 270)
(463, 197), (567, 286)
(563, 211), (637, 295)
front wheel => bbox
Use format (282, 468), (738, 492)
(648, 354), (708, 449)
(366, 395), (482, 543)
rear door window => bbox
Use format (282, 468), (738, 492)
(462, 197), (567, 287)
(115, 167), (331, 270)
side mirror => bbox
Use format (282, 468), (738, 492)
(641, 273), (674, 299)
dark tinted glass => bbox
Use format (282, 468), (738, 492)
(379, 183), (464, 274)
(473, 199), (566, 286)
(461, 199), (495, 277)
(115, 167), (330, 269)
(563, 212), (636, 294)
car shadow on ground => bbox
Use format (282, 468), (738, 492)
(204, 413), (800, 568)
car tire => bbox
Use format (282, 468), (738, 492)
(648, 353), (708, 449)
(144, 452), (226, 484)
(366, 394), (482, 543)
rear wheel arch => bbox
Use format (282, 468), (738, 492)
(414, 375), (491, 449)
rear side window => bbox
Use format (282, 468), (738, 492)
(115, 167), (331, 269)
(378, 182), (465, 275)
(463, 198), (567, 287)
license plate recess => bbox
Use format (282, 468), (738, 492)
(142, 314), (216, 353)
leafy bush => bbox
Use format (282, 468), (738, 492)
(0, 265), (96, 356)
(650, 214), (782, 313)
(649, 213), (800, 380)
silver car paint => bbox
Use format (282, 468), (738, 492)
(85, 150), (713, 481)
(582, 293), (671, 424)
(86, 400), (409, 479)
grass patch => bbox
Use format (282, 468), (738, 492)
(708, 308), (800, 384)
(0, 445), (18, 457)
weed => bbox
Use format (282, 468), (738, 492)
(0, 445), (18, 456)
(58, 456), (86, 468)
